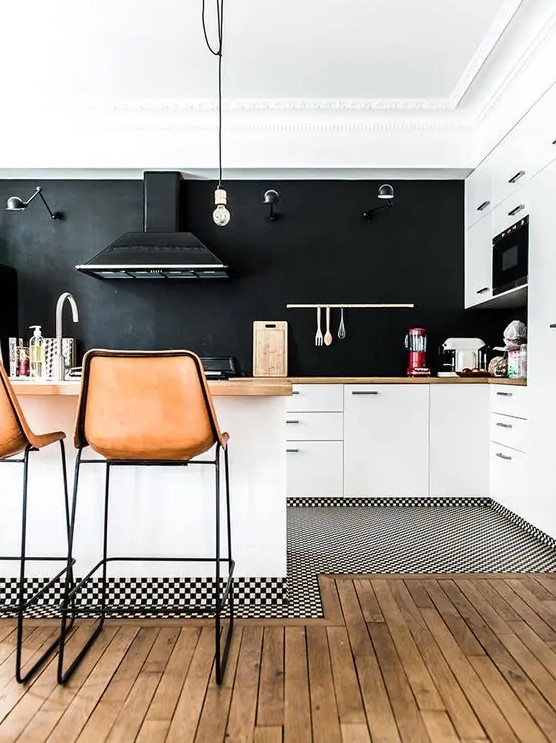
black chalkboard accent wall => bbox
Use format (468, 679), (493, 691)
(0, 178), (523, 376)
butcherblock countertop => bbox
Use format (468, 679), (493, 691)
(10, 376), (526, 397)
(11, 378), (294, 397)
(286, 377), (526, 386)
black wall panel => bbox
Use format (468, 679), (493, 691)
(0, 179), (523, 376)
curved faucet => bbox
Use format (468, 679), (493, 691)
(55, 292), (79, 381)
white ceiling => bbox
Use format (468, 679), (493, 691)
(1, 0), (555, 174)
(3, 0), (526, 106)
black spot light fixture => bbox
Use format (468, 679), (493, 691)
(5, 186), (63, 220)
(263, 189), (280, 221)
(362, 183), (394, 221)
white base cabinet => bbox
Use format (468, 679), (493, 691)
(343, 385), (430, 498)
(429, 385), (489, 498)
(286, 442), (343, 499)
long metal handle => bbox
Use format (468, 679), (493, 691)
(550, 324), (556, 328)
(496, 452), (512, 461)
(286, 420), (300, 424)
(496, 391), (512, 396)
(476, 287), (490, 294)
(508, 170), (525, 184)
(292, 390), (300, 394)
(351, 390), (379, 395)
(477, 200), (490, 211)
(496, 422), (513, 429)
(286, 448), (299, 453)
(508, 204), (525, 216)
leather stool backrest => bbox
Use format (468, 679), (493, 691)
(0, 363), (31, 458)
(75, 350), (226, 461)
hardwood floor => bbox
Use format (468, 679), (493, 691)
(2, 574), (556, 741)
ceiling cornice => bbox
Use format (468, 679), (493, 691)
(447, 0), (525, 107)
(474, 6), (556, 123)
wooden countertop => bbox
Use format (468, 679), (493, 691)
(287, 376), (527, 386)
(11, 378), (293, 397)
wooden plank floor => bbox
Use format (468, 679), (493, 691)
(2, 574), (556, 741)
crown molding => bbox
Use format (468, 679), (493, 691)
(447, 0), (525, 107)
(60, 97), (454, 112)
(474, 6), (556, 123)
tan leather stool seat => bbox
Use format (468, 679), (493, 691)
(0, 364), (65, 459)
(75, 351), (229, 460)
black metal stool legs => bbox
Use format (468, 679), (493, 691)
(215, 444), (234, 685)
(11, 441), (75, 684)
(57, 447), (105, 684)
(57, 446), (235, 685)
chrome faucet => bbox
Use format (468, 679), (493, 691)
(55, 292), (79, 381)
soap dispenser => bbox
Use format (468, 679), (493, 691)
(29, 325), (45, 379)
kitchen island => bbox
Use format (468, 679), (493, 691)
(2, 379), (291, 608)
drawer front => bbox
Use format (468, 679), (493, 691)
(490, 443), (527, 512)
(490, 413), (528, 453)
(286, 412), (343, 441)
(287, 384), (344, 412)
(490, 386), (527, 419)
(492, 183), (529, 237)
(287, 441), (343, 498)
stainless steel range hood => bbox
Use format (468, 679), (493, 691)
(76, 172), (229, 280)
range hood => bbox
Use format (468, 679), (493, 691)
(76, 172), (229, 280)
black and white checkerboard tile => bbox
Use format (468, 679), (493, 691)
(2, 499), (556, 619)
(286, 501), (556, 617)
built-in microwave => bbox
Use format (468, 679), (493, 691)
(492, 215), (528, 296)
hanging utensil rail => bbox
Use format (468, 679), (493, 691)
(286, 303), (415, 309)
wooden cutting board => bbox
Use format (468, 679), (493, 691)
(253, 321), (288, 377)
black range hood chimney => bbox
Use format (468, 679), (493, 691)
(76, 172), (229, 280)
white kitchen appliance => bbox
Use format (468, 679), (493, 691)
(439, 338), (486, 376)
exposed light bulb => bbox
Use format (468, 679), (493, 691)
(213, 204), (230, 227)
(213, 187), (230, 227)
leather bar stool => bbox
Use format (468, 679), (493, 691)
(58, 349), (234, 685)
(0, 363), (73, 683)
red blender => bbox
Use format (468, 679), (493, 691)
(405, 328), (431, 377)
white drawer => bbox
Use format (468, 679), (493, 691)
(490, 386), (527, 419)
(286, 412), (343, 441)
(287, 441), (343, 498)
(492, 182), (529, 237)
(287, 384), (344, 412)
(490, 443), (527, 512)
(490, 413), (528, 453)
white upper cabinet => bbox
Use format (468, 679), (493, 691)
(489, 122), (531, 208)
(343, 385), (429, 498)
(465, 163), (493, 228)
(517, 83), (556, 180)
(465, 214), (493, 308)
(491, 181), (529, 237)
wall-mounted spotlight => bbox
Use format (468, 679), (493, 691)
(5, 186), (63, 220)
(263, 189), (280, 221)
(362, 183), (394, 221)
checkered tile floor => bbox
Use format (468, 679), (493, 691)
(3, 505), (556, 619)
(286, 505), (556, 617)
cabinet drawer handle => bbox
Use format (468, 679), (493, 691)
(477, 200), (491, 211)
(286, 420), (300, 424)
(292, 390), (300, 395)
(508, 204), (525, 217)
(351, 391), (379, 395)
(550, 324), (556, 328)
(508, 170), (525, 184)
(496, 391), (512, 397)
(286, 448), (299, 453)
(476, 287), (490, 294)
(496, 452), (512, 461)
(496, 422), (513, 429)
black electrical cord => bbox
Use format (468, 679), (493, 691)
(202, 0), (225, 187)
